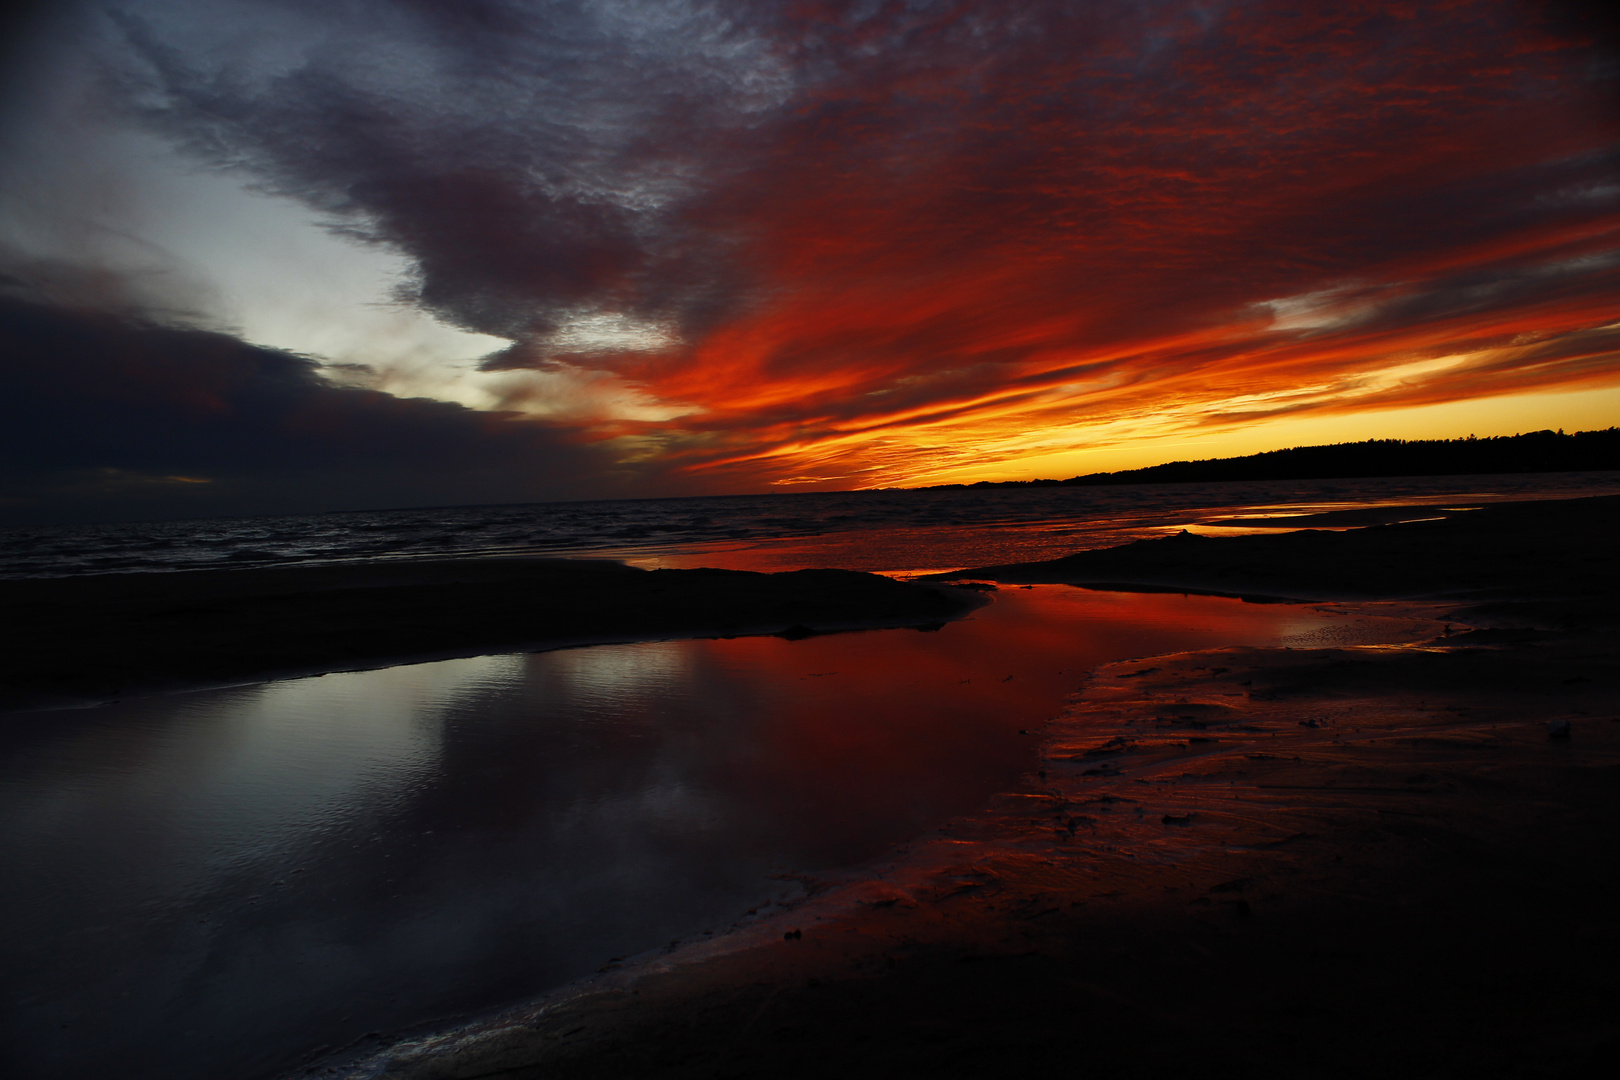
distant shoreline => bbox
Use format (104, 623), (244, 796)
(918, 426), (1620, 491)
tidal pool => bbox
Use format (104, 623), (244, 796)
(2, 587), (1364, 1080)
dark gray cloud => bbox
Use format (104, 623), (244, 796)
(102, 0), (787, 340)
(0, 293), (633, 524)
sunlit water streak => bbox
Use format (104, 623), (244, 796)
(0, 587), (1372, 1080)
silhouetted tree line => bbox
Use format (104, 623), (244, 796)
(944, 428), (1620, 489)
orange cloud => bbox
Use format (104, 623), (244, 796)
(558, 0), (1620, 489)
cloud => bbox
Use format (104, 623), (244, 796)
(0, 294), (644, 524)
(102, 0), (791, 338)
(4, 0), (1618, 509)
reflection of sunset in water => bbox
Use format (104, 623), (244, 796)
(0, 587), (1367, 1080)
(662, 587), (1330, 859)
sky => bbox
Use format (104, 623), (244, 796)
(1, 0), (1617, 524)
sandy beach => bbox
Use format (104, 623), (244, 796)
(307, 495), (1620, 1079)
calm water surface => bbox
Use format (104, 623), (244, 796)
(2, 587), (1351, 1080)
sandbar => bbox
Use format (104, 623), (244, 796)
(0, 559), (980, 712)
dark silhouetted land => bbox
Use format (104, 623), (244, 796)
(931, 492), (1620, 623)
(0, 560), (978, 711)
(933, 426), (1620, 489)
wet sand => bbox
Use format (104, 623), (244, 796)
(0, 560), (978, 711)
(314, 495), (1620, 1079)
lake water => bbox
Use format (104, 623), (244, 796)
(1, 586), (1360, 1080)
(5, 470), (1618, 579)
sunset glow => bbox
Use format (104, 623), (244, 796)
(591, 1), (1620, 488)
(2, 1), (1617, 518)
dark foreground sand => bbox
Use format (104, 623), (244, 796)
(0, 560), (977, 711)
(307, 496), (1620, 1080)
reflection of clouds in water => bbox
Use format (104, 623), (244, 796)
(556, 776), (728, 841)
(537, 641), (688, 708)
(528, 643), (734, 832)
(0, 653), (542, 1080)
(0, 653), (523, 903)
(287, 651), (526, 715)
(175, 654), (522, 850)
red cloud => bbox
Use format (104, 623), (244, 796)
(571, 0), (1620, 487)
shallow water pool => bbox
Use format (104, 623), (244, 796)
(2, 587), (1367, 1080)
